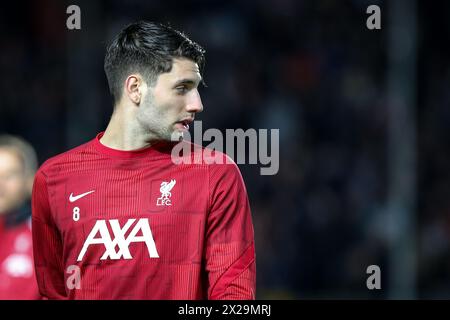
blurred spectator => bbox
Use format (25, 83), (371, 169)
(0, 134), (40, 299)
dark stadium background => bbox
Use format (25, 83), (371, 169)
(1, 0), (448, 299)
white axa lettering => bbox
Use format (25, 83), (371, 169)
(77, 218), (159, 261)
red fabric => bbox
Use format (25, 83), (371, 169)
(32, 133), (256, 299)
(0, 217), (40, 300)
(209, 242), (256, 300)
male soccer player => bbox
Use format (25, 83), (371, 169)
(0, 135), (40, 299)
(32, 21), (256, 299)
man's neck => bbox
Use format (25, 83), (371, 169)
(100, 106), (157, 151)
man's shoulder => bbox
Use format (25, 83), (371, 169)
(176, 141), (238, 168)
(175, 141), (245, 185)
(37, 139), (96, 175)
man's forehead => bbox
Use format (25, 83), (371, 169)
(172, 57), (200, 72)
(0, 148), (23, 168)
(167, 58), (201, 80)
(152, 58), (202, 87)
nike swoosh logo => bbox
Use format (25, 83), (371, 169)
(69, 190), (95, 203)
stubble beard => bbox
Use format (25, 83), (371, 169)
(137, 98), (179, 143)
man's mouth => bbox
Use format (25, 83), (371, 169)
(175, 118), (193, 131)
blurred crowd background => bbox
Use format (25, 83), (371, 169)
(1, 0), (449, 299)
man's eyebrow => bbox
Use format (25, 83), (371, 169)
(173, 77), (202, 87)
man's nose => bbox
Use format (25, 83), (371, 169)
(185, 89), (203, 113)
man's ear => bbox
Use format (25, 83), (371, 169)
(124, 74), (144, 105)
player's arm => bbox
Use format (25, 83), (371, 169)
(32, 169), (67, 299)
(204, 160), (256, 300)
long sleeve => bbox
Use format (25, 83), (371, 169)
(205, 161), (256, 300)
(32, 169), (67, 299)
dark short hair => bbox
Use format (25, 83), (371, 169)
(104, 21), (206, 103)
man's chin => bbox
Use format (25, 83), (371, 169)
(170, 131), (185, 142)
(0, 202), (17, 216)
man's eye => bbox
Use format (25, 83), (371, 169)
(176, 86), (188, 94)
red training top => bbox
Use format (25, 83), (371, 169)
(32, 133), (256, 299)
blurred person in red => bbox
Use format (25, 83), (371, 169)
(32, 21), (256, 300)
(0, 134), (40, 299)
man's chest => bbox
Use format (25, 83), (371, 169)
(48, 164), (210, 264)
